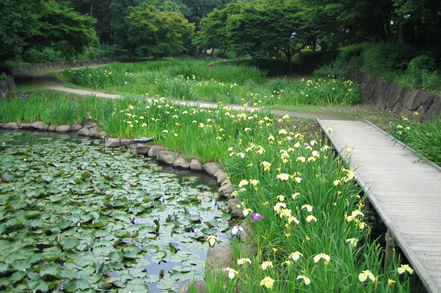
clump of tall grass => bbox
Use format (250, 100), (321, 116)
(390, 114), (441, 166)
(0, 92), (87, 125)
(64, 60), (362, 107)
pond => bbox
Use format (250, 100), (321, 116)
(0, 131), (232, 292)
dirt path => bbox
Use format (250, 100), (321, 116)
(15, 71), (347, 120)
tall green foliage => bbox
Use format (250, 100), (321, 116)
(0, 0), (96, 62)
(126, 4), (195, 57)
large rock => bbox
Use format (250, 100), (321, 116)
(148, 145), (166, 157)
(87, 127), (100, 137)
(203, 162), (220, 176)
(205, 244), (233, 275)
(105, 138), (120, 148)
(70, 123), (82, 132)
(31, 121), (48, 131)
(134, 144), (150, 155)
(227, 197), (243, 218)
(214, 169), (228, 184)
(173, 157), (190, 169)
(77, 127), (90, 136)
(55, 125), (71, 133)
(18, 123), (31, 129)
(190, 158), (203, 171)
(157, 150), (178, 165)
(3, 122), (19, 129)
(218, 179), (234, 197)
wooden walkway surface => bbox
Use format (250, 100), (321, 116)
(318, 120), (441, 293)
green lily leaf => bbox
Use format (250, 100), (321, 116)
(10, 270), (27, 283)
(39, 263), (61, 277)
(65, 278), (91, 292)
(60, 238), (80, 250)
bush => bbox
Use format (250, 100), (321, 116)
(405, 55), (437, 89)
(22, 47), (64, 63)
(313, 64), (350, 79)
(334, 44), (366, 67)
(295, 50), (339, 65)
(360, 41), (415, 75)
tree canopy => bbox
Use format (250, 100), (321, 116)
(2, 0), (441, 64)
(126, 4), (195, 57)
(0, 0), (96, 62)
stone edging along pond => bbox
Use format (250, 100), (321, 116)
(0, 120), (256, 293)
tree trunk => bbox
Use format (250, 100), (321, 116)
(90, 0), (94, 17)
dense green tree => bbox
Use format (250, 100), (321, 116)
(197, 0), (307, 71)
(0, 0), (96, 61)
(0, 1), (43, 61)
(193, 5), (240, 55)
(34, 1), (97, 56)
(126, 4), (195, 57)
(180, 0), (233, 28)
(393, 0), (441, 50)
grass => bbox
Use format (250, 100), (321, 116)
(1, 59), (435, 292)
(390, 113), (441, 166)
(62, 60), (362, 107)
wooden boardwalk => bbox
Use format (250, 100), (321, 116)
(318, 120), (441, 293)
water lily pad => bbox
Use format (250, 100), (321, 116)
(65, 278), (91, 292)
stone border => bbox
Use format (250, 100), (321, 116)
(351, 70), (441, 121)
(0, 120), (256, 293)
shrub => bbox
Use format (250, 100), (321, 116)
(405, 55), (437, 89)
(360, 41), (415, 75)
(334, 44), (367, 67)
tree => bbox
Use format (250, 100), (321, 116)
(393, 0), (441, 50)
(0, 0), (43, 61)
(221, 0), (307, 72)
(194, 5), (240, 55)
(180, 0), (232, 28)
(126, 4), (195, 57)
(0, 0), (96, 61)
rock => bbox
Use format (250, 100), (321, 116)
(105, 138), (120, 148)
(239, 221), (255, 243)
(190, 158), (203, 171)
(179, 281), (208, 293)
(3, 122), (19, 129)
(157, 151), (178, 165)
(134, 144), (150, 155)
(148, 145), (166, 157)
(78, 127), (90, 136)
(214, 169), (228, 184)
(173, 157), (190, 169)
(55, 125), (71, 132)
(19, 123), (31, 129)
(120, 139), (131, 146)
(218, 179), (234, 197)
(88, 127), (100, 137)
(97, 131), (107, 138)
(70, 123), (82, 131)
(227, 197), (243, 218)
(31, 121), (48, 130)
(205, 244), (233, 275)
(48, 125), (56, 132)
(203, 162), (220, 176)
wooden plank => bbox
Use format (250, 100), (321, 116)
(318, 119), (441, 293)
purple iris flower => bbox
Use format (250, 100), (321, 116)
(252, 213), (264, 221)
